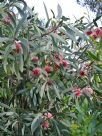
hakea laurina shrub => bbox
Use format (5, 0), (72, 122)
(0, 0), (102, 136)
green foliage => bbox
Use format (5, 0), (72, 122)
(0, 0), (102, 136)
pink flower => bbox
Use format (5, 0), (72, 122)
(47, 79), (53, 86)
(82, 87), (93, 96)
(44, 66), (53, 73)
(3, 16), (11, 25)
(54, 53), (63, 61)
(62, 60), (70, 68)
(74, 88), (81, 97)
(44, 112), (53, 119)
(32, 56), (39, 63)
(79, 70), (87, 77)
(90, 32), (97, 39)
(94, 28), (102, 38)
(15, 41), (23, 54)
(55, 64), (60, 71)
(42, 121), (49, 129)
(32, 67), (41, 76)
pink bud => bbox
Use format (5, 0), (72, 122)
(32, 67), (41, 76)
(15, 41), (23, 54)
(54, 53), (63, 61)
(94, 28), (102, 38)
(44, 112), (53, 119)
(44, 66), (53, 73)
(74, 88), (81, 97)
(82, 87), (93, 96)
(32, 56), (39, 63)
(62, 60), (70, 68)
(3, 16), (11, 25)
(47, 79), (53, 86)
(90, 32), (98, 39)
(42, 121), (49, 129)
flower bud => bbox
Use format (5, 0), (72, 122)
(44, 65), (53, 73)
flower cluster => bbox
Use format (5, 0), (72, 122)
(42, 112), (53, 129)
(54, 52), (70, 70)
(73, 87), (93, 97)
(86, 28), (102, 39)
(32, 52), (70, 77)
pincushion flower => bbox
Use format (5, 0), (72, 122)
(44, 65), (53, 73)
(32, 67), (41, 76)
(44, 112), (53, 119)
(79, 70), (87, 77)
(55, 64), (60, 71)
(62, 60), (70, 68)
(85, 30), (93, 36)
(82, 87), (93, 96)
(90, 32), (97, 39)
(86, 28), (102, 39)
(74, 88), (81, 97)
(94, 28), (102, 38)
(42, 121), (49, 129)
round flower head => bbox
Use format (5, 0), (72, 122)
(32, 67), (41, 76)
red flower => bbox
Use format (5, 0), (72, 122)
(86, 30), (92, 35)
(44, 66), (53, 73)
(90, 32), (97, 39)
(44, 112), (53, 119)
(94, 28), (102, 38)
(74, 88), (81, 97)
(42, 121), (49, 129)
(55, 64), (60, 71)
(32, 56), (39, 63)
(15, 41), (23, 54)
(32, 67), (41, 76)
(79, 70), (87, 77)
(62, 60), (70, 68)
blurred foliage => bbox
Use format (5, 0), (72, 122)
(76, 0), (102, 16)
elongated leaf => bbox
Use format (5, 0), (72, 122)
(40, 82), (47, 99)
(0, 102), (11, 109)
(53, 84), (61, 99)
(20, 38), (29, 61)
(87, 51), (100, 61)
(19, 54), (24, 72)
(0, 37), (12, 43)
(43, 2), (49, 20)
(57, 4), (62, 19)
(51, 32), (66, 43)
(31, 113), (42, 134)
(64, 26), (76, 41)
(14, 13), (27, 37)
